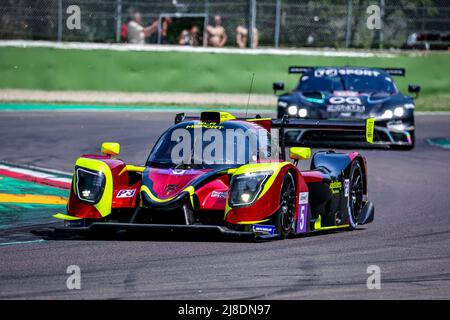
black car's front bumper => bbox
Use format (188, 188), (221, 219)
(284, 119), (414, 148)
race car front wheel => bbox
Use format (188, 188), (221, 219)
(348, 162), (364, 230)
(274, 172), (296, 239)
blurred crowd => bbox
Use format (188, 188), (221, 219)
(122, 12), (258, 48)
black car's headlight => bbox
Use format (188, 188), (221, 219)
(377, 106), (408, 120)
(75, 167), (106, 203)
(229, 171), (273, 207)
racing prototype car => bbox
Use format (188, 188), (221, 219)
(273, 66), (421, 149)
(53, 111), (375, 239)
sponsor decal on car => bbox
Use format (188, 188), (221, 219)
(315, 68), (381, 78)
(327, 96), (365, 113)
(297, 192), (309, 233)
(329, 97), (362, 105)
(211, 191), (228, 199)
(185, 122), (224, 130)
(344, 179), (350, 197)
(116, 189), (136, 198)
(252, 224), (275, 235)
(327, 105), (366, 113)
(329, 181), (342, 194)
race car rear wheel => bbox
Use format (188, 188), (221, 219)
(274, 172), (296, 239)
(348, 162), (364, 230)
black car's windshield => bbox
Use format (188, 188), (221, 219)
(146, 122), (271, 169)
(298, 69), (397, 94)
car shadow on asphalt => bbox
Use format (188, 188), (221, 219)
(29, 223), (367, 244)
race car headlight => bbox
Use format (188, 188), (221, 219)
(229, 171), (273, 207)
(298, 108), (308, 118)
(394, 106), (405, 117)
(381, 110), (393, 119)
(75, 168), (105, 203)
(287, 105), (298, 116)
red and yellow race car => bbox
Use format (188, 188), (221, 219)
(54, 111), (375, 239)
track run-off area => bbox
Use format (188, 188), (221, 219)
(0, 107), (449, 299)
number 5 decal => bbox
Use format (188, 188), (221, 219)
(297, 192), (309, 233)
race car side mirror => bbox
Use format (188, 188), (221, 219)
(289, 147), (311, 166)
(408, 84), (421, 98)
(273, 82), (285, 93)
(101, 142), (120, 157)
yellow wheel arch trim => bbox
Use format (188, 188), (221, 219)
(366, 118), (375, 144)
(74, 157), (114, 218)
(140, 185), (195, 208)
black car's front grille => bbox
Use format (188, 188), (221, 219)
(285, 128), (407, 146)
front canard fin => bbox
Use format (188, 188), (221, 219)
(53, 213), (83, 221)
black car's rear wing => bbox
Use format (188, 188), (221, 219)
(175, 111), (374, 145)
(272, 116), (375, 150)
(288, 66), (405, 76)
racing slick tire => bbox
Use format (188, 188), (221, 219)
(273, 172), (296, 239)
(348, 162), (364, 231)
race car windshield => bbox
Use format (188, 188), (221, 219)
(298, 73), (397, 94)
(146, 123), (271, 169)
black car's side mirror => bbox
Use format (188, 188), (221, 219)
(408, 84), (421, 98)
(273, 82), (285, 94)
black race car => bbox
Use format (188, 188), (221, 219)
(273, 66), (421, 149)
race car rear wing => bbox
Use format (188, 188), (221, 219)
(288, 66), (405, 76)
(272, 116), (375, 153)
(175, 111), (374, 144)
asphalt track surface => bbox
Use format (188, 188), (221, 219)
(0, 111), (449, 299)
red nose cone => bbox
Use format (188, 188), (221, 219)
(144, 168), (211, 199)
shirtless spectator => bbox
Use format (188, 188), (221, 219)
(236, 25), (258, 48)
(127, 12), (158, 44)
(206, 15), (227, 47)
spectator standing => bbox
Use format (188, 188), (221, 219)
(236, 25), (258, 48)
(206, 15), (227, 47)
(160, 16), (172, 44)
(127, 12), (158, 44)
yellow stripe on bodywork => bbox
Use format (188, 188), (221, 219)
(53, 213), (82, 220)
(224, 162), (290, 220)
(0, 194), (67, 205)
(313, 215), (349, 231)
(366, 118), (375, 143)
(246, 118), (272, 122)
(141, 185), (195, 207)
(75, 157), (114, 218)
(236, 219), (270, 225)
(232, 162), (291, 200)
